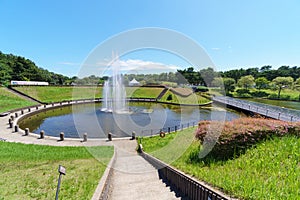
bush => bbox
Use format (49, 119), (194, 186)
(268, 93), (278, 99)
(166, 94), (173, 101)
(251, 90), (269, 97)
(236, 88), (252, 97)
(236, 88), (250, 94)
(280, 94), (291, 100)
(237, 93), (252, 98)
(195, 118), (300, 160)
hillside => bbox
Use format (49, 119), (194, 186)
(0, 51), (69, 86)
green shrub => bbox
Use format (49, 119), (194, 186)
(236, 88), (252, 97)
(166, 94), (173, 101)
(236, 88), (250, 94)
(195, 118), (300, 160)
(280, 94), (291, 100)
(251, 90), (269, 97)
(268, 93), (278, 99)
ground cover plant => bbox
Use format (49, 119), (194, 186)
(141, 118), (300, 199)
(0, 142), (113, 199)
(0, 87), (36, 113)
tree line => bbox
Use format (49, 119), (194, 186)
(1, 51), (300, 99)
(0, 51), (69, 85)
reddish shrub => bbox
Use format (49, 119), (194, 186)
(195, 118), (300, 159)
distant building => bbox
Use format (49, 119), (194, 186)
(10, 81), (49, 86)
(129, 78), (140, 86)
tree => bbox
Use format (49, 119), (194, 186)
(255, 77), (269, 89)
(222, 68), (247, 82)
(211, 77), (235, 94)
(223, 78), (236, 94)
(294, 77), (300, 88)
(237, 75), (255, 89)
(246, 67), (259, 78)
(176, 67), (200, 85)
(199, 67), (218, 87)
(260, 65), (272, 72)
(211, 77), (223, 88)
(272, 76), (294, 99)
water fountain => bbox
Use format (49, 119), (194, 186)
(101, 55), (129, 113)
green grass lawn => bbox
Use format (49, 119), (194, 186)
(12, 86), (211, 105)
(0, 87), (37, 113)
(0, 142), (113, 199)
(233, 87), (300, 101)
(126, 87), (164, 98)
(13, 86), (103, 103)
(13, 86), (164, 103)
(141, 129), (300, 200)
(262, 88), (300, 100)
(159, 90), (211, 105)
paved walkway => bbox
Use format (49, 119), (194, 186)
(108, 140), (182, 200)
(0, 107), (109, 146)
(1, 106), (184, 199)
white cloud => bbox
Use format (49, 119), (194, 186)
(58, 62), (81, 66)
(96, 59), (180, 73)
(60, 59), (181, 77)
(212, 47), (221, 51)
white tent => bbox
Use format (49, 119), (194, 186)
(129, 78), (140, 86)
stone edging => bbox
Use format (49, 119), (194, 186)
(92, 147), (116, 200)
(13, 100), (99, 142)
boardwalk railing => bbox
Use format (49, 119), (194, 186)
(213, 96), (300, 122)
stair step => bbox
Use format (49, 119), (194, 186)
(108, 140), (182, 200)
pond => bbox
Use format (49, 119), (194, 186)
(19, 102), (241, 138)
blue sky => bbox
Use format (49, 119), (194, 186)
(0, 0), (300, 77)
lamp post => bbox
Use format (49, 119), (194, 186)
(55, 165), (66, 200)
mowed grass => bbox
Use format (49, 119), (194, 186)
(12, 86), (211, 105)
(141, 130), (300, 199)
(126, 87), (164, 98)
(13, 86), (164, 103)
(0, 87), (36, 113)
(13, 86), (103, 103)
(0, 142), (113, 200)
(159, 90), (211, 105)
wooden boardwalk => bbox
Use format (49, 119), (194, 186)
(213, 96), (300, 122)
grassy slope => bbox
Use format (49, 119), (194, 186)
(141, 130), (300, 200)
(0, 87), (36, 113)
(126, 87), (163, 98)
(13, 86), (164, 103)
(159, 90), (211, 105)
(13, 86), (103, 103)
(0, 142), (113, 199)
(13, 86), (212, 105)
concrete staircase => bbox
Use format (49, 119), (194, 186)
(156, 88), (169, 100)
(108, 140), (182, 200)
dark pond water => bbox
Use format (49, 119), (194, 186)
(19, 102), (241, 138)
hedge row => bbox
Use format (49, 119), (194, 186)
(195, 118), (300, 160)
